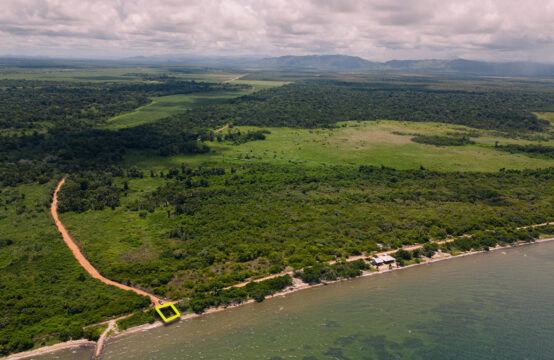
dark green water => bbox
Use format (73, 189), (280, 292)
(30, 242), (554, 360)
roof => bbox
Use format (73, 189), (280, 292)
(371, 254), (396, 263)
(371, 257), (384, 264)
(380, 254), (395, 262)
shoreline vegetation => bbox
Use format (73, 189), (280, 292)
(4, 233), (553, 360)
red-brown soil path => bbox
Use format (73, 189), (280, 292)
(51, 177), (162, 304)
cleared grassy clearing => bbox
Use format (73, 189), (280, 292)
(104, 92), (235, 129)
(125, 121), (554, 172)
(105, 80), (287, 129)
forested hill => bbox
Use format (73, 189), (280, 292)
(181, 81), (553, 131)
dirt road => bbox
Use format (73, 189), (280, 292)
(51, 177), (162, 304)
(224, 74), (247, 83)
(214, 123), (229, 133)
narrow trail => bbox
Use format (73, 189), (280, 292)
(51, 176), (163, 304)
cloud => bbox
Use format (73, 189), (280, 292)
(0, 0), (552, 61)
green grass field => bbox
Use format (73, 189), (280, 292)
(125, 120), (554, 172)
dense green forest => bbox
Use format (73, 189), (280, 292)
(0, 123), (210, 186)
(0, 79), (246, 130)
(178, 81), (553, 132)
(59, 164), (553, 299)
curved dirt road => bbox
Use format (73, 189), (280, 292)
(51, 177), (162, 304)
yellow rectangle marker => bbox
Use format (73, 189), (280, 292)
(155, 303), (181, 323)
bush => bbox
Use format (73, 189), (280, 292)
(393, 249), (412, 260)
(117, 309), (157, 331)
(83, 325), (107, 341)
(296, 260), (370, 284)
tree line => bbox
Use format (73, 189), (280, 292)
(178, 81), (552, 132)
(411, 134), (475, 146)
(493, 143), (554, 159)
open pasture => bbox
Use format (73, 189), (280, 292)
(126, 120), (554, 172)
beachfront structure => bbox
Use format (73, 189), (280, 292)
(371, 254), (395, 265)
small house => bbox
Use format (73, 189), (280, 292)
(371, 254), (396, 265)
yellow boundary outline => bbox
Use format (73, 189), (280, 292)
(155, 303), (181, 323)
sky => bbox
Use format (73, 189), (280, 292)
(1, 0), (553, 62)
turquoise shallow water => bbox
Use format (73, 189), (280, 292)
(29, 241), (554, 360)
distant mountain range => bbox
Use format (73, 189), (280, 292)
(248, 55), (554, 77)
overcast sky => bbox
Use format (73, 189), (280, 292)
(1, 0), (553, 62)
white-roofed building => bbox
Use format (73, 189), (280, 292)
(370, 254), (396, 265)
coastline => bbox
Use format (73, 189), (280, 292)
(3, 340), (95, 360)
(4, 236), (553, 360)
(99, 237), (554, 341)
